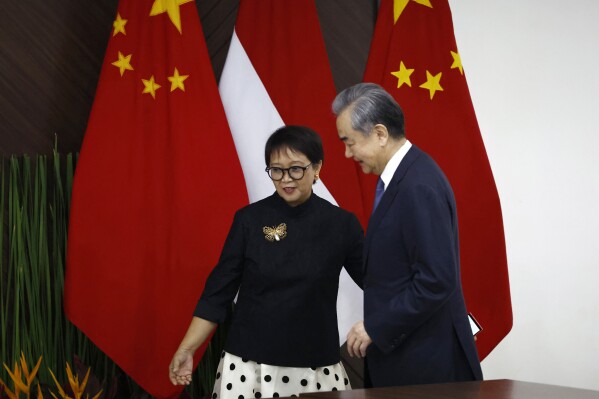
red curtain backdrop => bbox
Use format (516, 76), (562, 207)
(65, 1), (248, 397)
(364, 0), (512, 359)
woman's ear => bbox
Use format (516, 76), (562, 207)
(313, 161), (323, 184)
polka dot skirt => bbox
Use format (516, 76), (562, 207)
(212, 351), (351, 399)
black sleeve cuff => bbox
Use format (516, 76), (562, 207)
(193, 299), (228, 324)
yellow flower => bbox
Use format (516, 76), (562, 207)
(2, 354), (101, 399)
(1, 353), (42, 398)
(49, 363), (102, 399)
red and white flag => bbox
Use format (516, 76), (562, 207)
(364, 0), (512, 359)
(218, 0), (367, 343)
(65, 1), (247, 397)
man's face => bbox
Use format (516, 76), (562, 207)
(336, 109), (384, 175)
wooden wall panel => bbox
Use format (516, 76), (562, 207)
(316, 0), (377, 92)
(0, 0), (118, 156)
(196, 0), (239, 83)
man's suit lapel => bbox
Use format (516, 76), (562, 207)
(364, 145), (422, 263)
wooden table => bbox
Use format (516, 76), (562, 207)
(298, 379), (599, 399)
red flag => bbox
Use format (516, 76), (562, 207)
(65, 1), (247, 397)
(364, 0), (512, 359)
(218, 0), (366, 342)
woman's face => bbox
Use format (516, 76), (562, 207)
(269, 147), (322, 207)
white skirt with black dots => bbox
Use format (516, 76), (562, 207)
(211, 351), (351, 399)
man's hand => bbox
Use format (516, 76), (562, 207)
(346, 320), (373, 358)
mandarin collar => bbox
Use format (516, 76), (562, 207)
(271, 191), (316, 217)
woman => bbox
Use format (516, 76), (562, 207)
(169, 125), (363, 399)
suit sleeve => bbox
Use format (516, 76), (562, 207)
(365, 181), (459, 353)
(194, 210), (245, 323)
(343, 213), (364, 289)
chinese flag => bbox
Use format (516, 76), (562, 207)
(65, 1), (247, 397)
(218, 0), (366, 343)
(364, 0), (512, 359)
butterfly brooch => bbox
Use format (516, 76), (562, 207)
(263, 223), (287, 242)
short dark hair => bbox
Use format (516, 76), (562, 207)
(264, 125), (324, 166)
(332, 82), (405, 139)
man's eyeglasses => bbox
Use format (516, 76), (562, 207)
(265, 163), (312, 181)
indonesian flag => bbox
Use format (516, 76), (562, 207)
(364, 0), (512, 359)
(65, 1), (247, 397)
(218, 0), (366, 343)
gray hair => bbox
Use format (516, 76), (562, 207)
(332, 83), (405, 139)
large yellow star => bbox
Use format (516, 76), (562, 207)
(394, 0), (433, 23)
(390, 61), (414, 88)
(142, 75), (161, 99)
(168, 68), (189, 92)
(419, 70), (443, 100)
(111, 52), (134, 76)
(450, 51), (464, 75)
(113, 13), (127, 36)
(150, 0), (194, 34)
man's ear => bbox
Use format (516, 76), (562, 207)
(373, 124), (390, 146)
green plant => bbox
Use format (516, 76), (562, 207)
(0, 149), (111, 386)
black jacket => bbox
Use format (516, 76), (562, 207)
(194, 192), (363, 367)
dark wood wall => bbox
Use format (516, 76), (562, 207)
(0, 0), (376, 157)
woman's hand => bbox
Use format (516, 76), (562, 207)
(168, 317), (217, 385)
(169, 348), (194, 385)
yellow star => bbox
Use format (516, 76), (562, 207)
(167, 68), (189, 92)
(142, 76), (161, 99)
(419, 70), (443, 100)
(414, 0), (433, 6)
(111, 51), (134, 76)
(450, 50), (464, 75)
(150, 0), (194, 34)
(390, 61), (415, 88)
(113, 13), (127, 36)
(394, 0), (433, 23)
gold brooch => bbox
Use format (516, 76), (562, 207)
(263, 223), (287, 242)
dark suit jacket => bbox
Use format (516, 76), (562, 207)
(364, 145), (483, 387)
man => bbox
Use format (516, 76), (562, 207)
(333, 83), (482, 387)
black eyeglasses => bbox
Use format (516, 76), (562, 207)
(265, 163), (313, 181)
